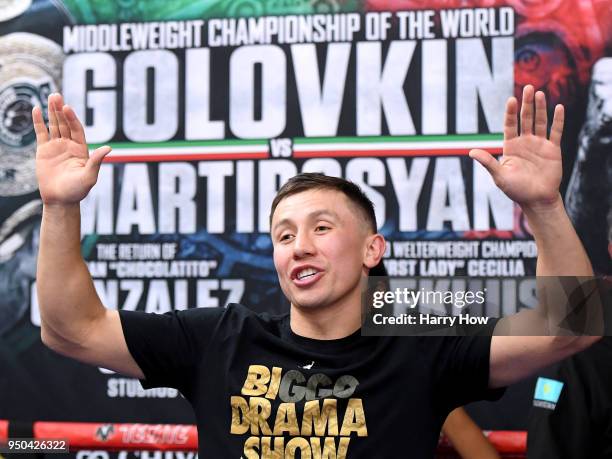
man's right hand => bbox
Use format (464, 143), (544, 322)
(35, 94), (144, 379)
(34, 93), (111, 205)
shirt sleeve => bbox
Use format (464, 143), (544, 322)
(119, 306), (226, 394)
(431, 335), (505, 414)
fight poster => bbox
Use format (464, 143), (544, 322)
(1, 0), (611, 455)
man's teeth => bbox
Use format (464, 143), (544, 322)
(297, 268), (318, 280)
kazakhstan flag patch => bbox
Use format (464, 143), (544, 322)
(533, 377), (564, 410)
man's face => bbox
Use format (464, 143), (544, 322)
(271, 188), (378, 312)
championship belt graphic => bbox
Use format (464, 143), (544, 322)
(0, 32), (63, 196)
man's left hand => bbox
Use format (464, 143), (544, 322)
(470, 84), (564, 212)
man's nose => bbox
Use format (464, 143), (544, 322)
(293, 231), (315, 258)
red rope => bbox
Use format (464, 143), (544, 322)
(0, 420), (7, 442)
(1, 420), (526, 454)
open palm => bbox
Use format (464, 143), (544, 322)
(34, 93), (111, 205)
(470, 85), (564, 209)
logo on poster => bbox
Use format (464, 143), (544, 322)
(95, 424), (115, 442)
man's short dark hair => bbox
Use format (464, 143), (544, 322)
(269, 173), (377, 234)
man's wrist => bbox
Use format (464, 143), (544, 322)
(43, 202), (80, 212)
(42, 202), (81, 223)
(520, 194), (565, 223)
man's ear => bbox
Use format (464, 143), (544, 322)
(364, 234), (386, 268)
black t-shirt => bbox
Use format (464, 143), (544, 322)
(528, 338), (612, 459)
(120, 303), (501, 458)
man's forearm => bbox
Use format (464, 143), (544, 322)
(490, 196), (600, 387)
(37, 203), (105, 346)
(522, 195), (593, 277)
(442, 408), (500, 459)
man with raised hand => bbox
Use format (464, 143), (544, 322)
(34, 86), (600, 458)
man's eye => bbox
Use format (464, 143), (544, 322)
(280, 234), (293, 241)
(315, 226), (330, 232)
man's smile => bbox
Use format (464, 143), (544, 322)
(290, 265), (324, 287)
